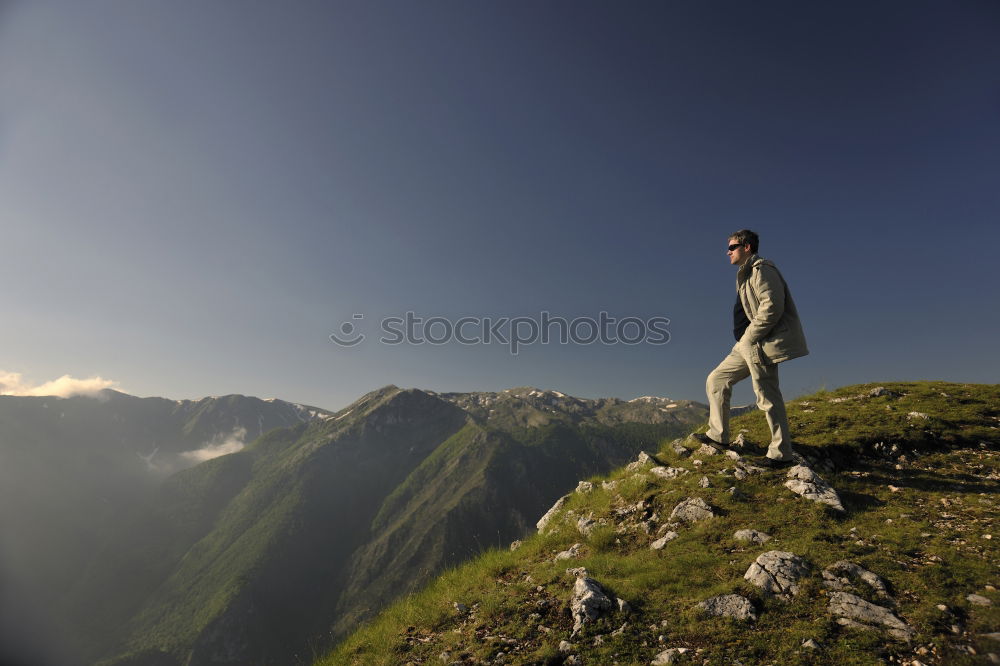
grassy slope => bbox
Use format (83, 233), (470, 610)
(322, 381), (999, 666)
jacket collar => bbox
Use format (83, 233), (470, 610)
(737, 253), (761, 282)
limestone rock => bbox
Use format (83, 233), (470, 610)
(744, 550), (809, 599)
(695, 443), (720, 457)
(570, 576), (614, 635)
(698, 476), (711, 488)
(651, 466), (688, 480)
(822, 561), (890, 598)
(559, 640), (574, 653)
(968, 594), (993, 606)
(554, 543), (582, 562)
(651, 532), (679, 549)
(577, 516), (597, 536)
(671, 441), (691, 458)
(802, 638), (820, 649)
(650, 647), (689, 665)
(626, 451), (656, 472)
(576, 481), (594, 493)
(733, 529), (771, 545)
(536, 494), (570, 533)
(697, 594), (757, 621)
(784, 465), (845, 512)
(828, 591), (916, 641)
(669, 497), (715, 524)
(509, 540), (522, 551)
(724, 449), (741, 461)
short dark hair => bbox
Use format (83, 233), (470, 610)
(728, 229), (759, 253)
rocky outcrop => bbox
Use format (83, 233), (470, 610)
(650, 647), (689, 664)
(536, 494), (570, 533)
(822, 561), (890, 599)
(744, 551), (809, 600)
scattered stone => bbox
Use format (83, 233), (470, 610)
(827, 591), (916, 640)
(570, 575), (615, 635)
(907, 411), (930, 420)
(732, 467), (748, 481)
(611, 622), (628, 637)
(744, 551), (810, 600)
(536, 494), (570, 533)
(651, 466), (688, 480)
(576, 481), (594, 493)
(968, 594), (993, 606)
(602, 480), (619, 491)
(671, 441), (691, 458)
(981, 633), (1000, 641)
(669, 497), (715, 523)
(867, 387), (900, 398)
(724, 449), (741, 461)
(691, 459), (703, 467)
(733, 529), (771, 545)
(565, 656), (580, 665)
(559, 640), (574, 653)
(453, 602), (469, 613)
(784, 465), (845, 512)
(696, 443), (720, 457)
(802, 638), (820, 649)
(626, 451), (656, 472)
(650, 647), (689, 665)
(554, 543), (582, 562)
(651, 532), (679, 550)
(736, 461), (766, 476)
(726, 486), (748, 500)
(699, 476), (711, 488)
(732, 432), (747, 448)
(566, 567), (589, 578)
(822, 561), (891, 598)
(697, 594), (757, 621)
(509, 540), (522, 551)
(577, 516), (597, 536)
(617, 597), (632, 614)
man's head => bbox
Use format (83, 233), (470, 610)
(727, 229), (758, 266)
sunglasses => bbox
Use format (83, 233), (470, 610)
(727, 243), (746, 251)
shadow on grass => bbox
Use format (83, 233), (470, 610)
(839, 490), (885, 514)
(864, 464), (999, 496)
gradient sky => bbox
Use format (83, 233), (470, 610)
(0, 1), (997, 412)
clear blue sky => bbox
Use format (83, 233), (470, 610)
(0, 1), (997, 412)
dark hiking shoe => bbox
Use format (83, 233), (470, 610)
(753, 456), (796, 470)
(690, 432), (726, 448)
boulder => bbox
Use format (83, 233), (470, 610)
(733, 529), (771, 545)
(650, 532), (679, 550)
(576, 481), (594, 493)
(570, 575), (615, 635)
(650, 647), (689, 665)
(669, 497), (715, 524)
(697, 594), (757, 621)
(554, 543), (582, 562)
(744, 550), (809, 600)
(784, 465), (845, 512)
(626, 451), (656, 472)
(827, 591), (916, 641)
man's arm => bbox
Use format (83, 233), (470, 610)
(741, 264), (785, 344)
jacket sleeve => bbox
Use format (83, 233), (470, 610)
(742, 264), (785, 344)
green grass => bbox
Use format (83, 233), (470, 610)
(320, 381), (999, 666)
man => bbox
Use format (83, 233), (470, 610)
(692, 230), (809, 468)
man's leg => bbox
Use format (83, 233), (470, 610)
(705, 345), (750, 444)
(747, 360), (792, 460)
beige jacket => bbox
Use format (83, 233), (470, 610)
(737, 254), (809, 365)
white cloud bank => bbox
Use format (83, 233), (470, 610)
(0, 371), (120, 398)
(179, 427), (247, 464)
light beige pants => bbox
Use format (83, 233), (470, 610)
(706, 341), (792, 460)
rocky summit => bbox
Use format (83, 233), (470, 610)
(325, 382), (999, 665)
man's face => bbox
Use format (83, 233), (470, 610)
(727, 238), (751, 266)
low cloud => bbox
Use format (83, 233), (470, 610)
(179, 427), (247, 464)
(0, 371), (119, 398)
